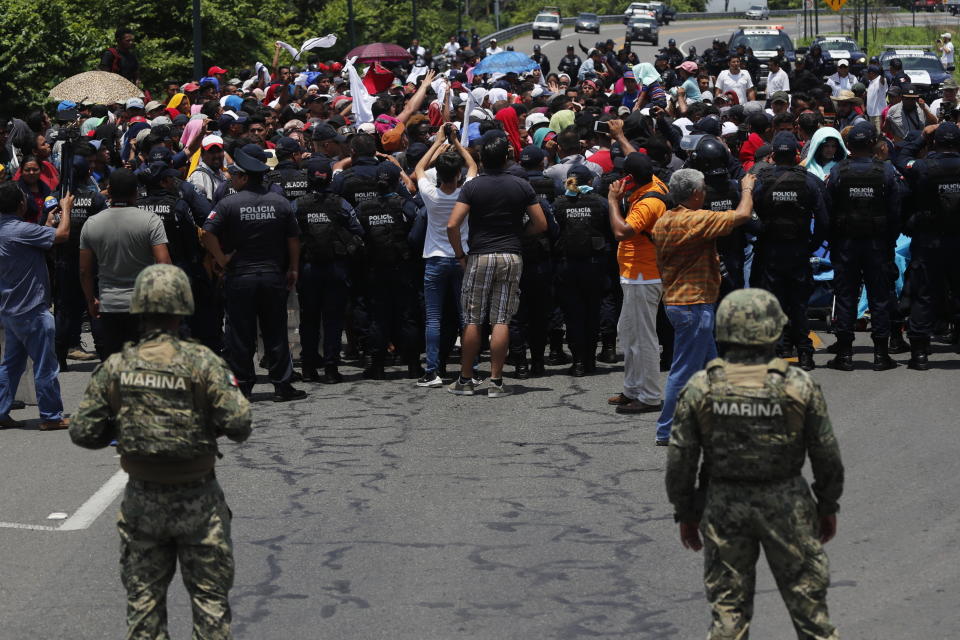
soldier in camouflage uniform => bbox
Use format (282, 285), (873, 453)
(665, 288), (844, 640)
(69, 264), (252, 640)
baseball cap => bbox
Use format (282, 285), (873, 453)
(182, 82), (200, 92)
(934, 121), (960, 145)
(753, 144), (773, 162)
(229, 148), (269, 174)
(887, 86), (902, 98)
(901, 83), (920, 97)
(519, 144), (545, 166)
(57, 100), (77, 112)
(126, 97), (145, 109)
(721, 121), (739, 137)
(144, 161), (179, 183)
(941, 32), (952, 39)
(208, 65), (228, 75)
(375, 161), (401, 184)
(772, 131), (798, 154)
(770, 91), (790, 104)
(867, 64), (882, 75)
(304, 156), (332, 181)
(240, 143), (269, 163)
(311, 123), (347, 143)
(622, 69), (636, 81)
(942, 77), (959, 90)
(148, 146), (173, 163)
(848, 122), (877, 146)
(144, 100), (164, 113)
(622, 152), (653, 184)
(690, 116), (721, 136)
(676, 61), (698, 74)
(837, 59), (849, 67)
(275, 136), (303, 154)
(566, 164), (593, 184)
(201, 134), (224, 150)
(525, 112), (550, 131)
(851, 82), (866, 94)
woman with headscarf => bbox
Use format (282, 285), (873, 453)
(167, 93), (190, 116)
(801, 126), (847, 181)
(549, 109), (574, 134)
(494, 105), (523, 161)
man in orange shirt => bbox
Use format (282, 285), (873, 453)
(651, 168), (756, 445)
(606, 153), (668, 415)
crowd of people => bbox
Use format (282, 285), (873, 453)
(1, 26), (959, 444)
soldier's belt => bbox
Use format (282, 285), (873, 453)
(121, 455), (216, 485)
(711, 474), (799, 485)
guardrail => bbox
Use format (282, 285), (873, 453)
(477, 7), (903, 48)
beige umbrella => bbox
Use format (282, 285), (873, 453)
(48, 70), (143, 105)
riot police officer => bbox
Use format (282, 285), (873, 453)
(70, 264), (251, 640)
(55, 154), (107, 367)
(531, 44), (551, 76)
(552, 164), (614, 376)
(687, 136), (747, 296)
(137, 161), (200, 270)
(353, 162), (420, 379)
(511, 145), (559, 378)
(825, 122), (901, 371)
(201, 148), (307, 401)
(332, 133), (382, 207)
(267, 137), (309, 202)
(662, 38), (684, 68)
(751, 132), (829, 371)
(895, 121), (960, 369)
(296, 156), (364, 384)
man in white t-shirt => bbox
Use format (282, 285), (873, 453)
(826, 59), (855, 96)
(765, 57), (790, 95)
(485, 39), (504, 57)
(442, 36), (460, 60)
(413, 125), (478, 387)
(715, 55), (754, 104)
(939, 33), (954, 69)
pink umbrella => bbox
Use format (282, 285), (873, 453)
(346, 42), (412, 64)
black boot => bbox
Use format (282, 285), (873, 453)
(872, 337), (897, 371)
(301, 366), (321, 382)
(568, 360), (586, 377)
(583, 353), (597, 374)
(547, 333), (570, 365)
(363, 360), (386, 379)
(888, 324), (910, 354)
(319, 365), (343, 384)
(826, 337), (854, 371)
(596, 336), (618, 364)
(529, 358), (546, 377)
(513, 354), (530, 379)
(407, 360), (425, 379)
(908, 337), (930, 371)
(273, 382), (307, 402)
(797, 349), (816, 371)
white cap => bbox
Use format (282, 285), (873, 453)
(357, 122), (376, 134)
(722, 121), (739, 136)
(942, 32), (952, 39)
(126, 97), (144, 109)
(149, 115), (172, 126)
(144, 100), (163, 112)
(201, 134), (224, 149)
(525, 112), (549, 130)
(837, 59), (849, 67)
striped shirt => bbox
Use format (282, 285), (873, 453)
(651, 206), (738, 306)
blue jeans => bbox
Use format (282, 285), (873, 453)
(656, 304), (718, 442)
(423, 257), (463, 373)
(0, 309), (63, 420)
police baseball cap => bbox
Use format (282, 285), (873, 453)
(144, 161), (179, 182)
(240, 143), (269, 162)
(772, 131), (798, 154)
(934, 122), (960, 145)
(848, 122), (877, 146)
(376, 161), (402, 183)
(311, 123), (346, 143)
(304, 156), (332, 181)
(148, 146), (173, 163)
(566, 164), (593, 184)
(230, 148), (269, 174)
(275, 136), (303, 154)
(690, 116), (721, 136)
(622, 152), (653, 184)
(519, 144), (545, 166)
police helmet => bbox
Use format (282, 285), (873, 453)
(130, 264), (195, 316)
(687, 135), (730, 177)
(668, 38), (676, 46)
(716, 289), (787, 346)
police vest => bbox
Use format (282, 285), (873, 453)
(832, 159), (888, 238)
(267, 167), (309, 202)
(138, 193), (196, 265)
(109, 340), (216, 460)
(923, 159), (960, 234)
(553, 193), (608, 258)
(355, 196), (411, 266)
(522, 174), (555, 261)
(757, 167), (811, 242)
(704, 180), (745, 261)
(529, 173), (557, 203)
(296, 192), (360, 264)
(66, 190), (102, 247)
(699, 358), (806, 482)
(339, 169), (380, 208)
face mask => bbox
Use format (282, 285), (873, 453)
(565, 185), (594, 196)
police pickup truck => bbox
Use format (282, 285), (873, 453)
(880, 45), (952, 102)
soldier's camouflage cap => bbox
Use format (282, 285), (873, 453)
(130, 264), (195, 316)
(716, 289), (787, 345)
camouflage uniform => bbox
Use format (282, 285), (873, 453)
(665, 289), (844, 640)
(70, 265), (251, 640)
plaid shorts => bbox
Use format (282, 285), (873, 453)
(461, 253), (523, 325)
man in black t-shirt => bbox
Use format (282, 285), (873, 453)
(99, 27), (140, 85)
(445, 136), (547, 398)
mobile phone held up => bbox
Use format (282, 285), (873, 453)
(594, 120), (610, 134)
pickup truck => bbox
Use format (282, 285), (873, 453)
(947, 0), (959, 14)
(913, 0), (942, 11)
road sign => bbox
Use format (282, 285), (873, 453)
(823, 0), (848, 10)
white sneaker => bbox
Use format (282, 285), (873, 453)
(446, 376), (483, 395)
(416, 372), (443, 388)
(486, 379), (512, 398)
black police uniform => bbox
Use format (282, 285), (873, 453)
(551, 190), (613, 374)
(895, 135), (960, 368)
(752, 165), (830, 367)
(558, 54), (582, 80)
(509, 170), (559, 376)
(54, 180), (107, 363)
(332, 157), (382, 207)
(353, 192), (420, 377)
(138, 185), (200, 269)
(267, 160), (309, 202)
(703, 176), (747, 295)
(202, 184), (301, 393)
(295, 188), (363, 379)
(825, 156), (901, 369)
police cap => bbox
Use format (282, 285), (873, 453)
(519, 144), (545, 167)
(934, 122), (960, 146)
(848, 122), (877, 147)
(230, 148), (269, 174)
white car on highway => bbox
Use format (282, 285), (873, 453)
(745, 5), (770, 19)
(532, 13), (562, 39)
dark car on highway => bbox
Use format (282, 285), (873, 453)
(625, 14), (659, 46)
(575, 12), (601, 34)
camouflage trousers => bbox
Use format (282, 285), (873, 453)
(700, 477), (838, 640)
(117, 477), (235, 640)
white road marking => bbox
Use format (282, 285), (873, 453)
(59, 469), (127, 531)
(47, 512), (68, 520)
(0, 521), (59, 531)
